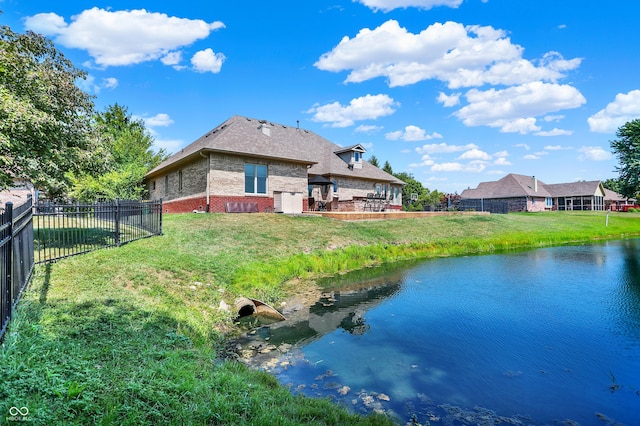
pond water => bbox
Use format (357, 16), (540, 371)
(235, 239), (640, 425)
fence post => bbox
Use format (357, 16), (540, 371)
(3, 202), (13, 325)
(114, 199), (121, 246)
(159, 199), (163, 236)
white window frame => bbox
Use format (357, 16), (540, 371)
(245, 164), (268, 195)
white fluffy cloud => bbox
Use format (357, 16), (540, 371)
(356, 0), (463, 12)
(587, 89), (640, 133)
(307, 94), (399, 127)
(578, 146), (612, 161)
(142, 113), (174, 128)
(457, 148), (491, 161)
(455, 82), (585, 133)
(191, 49), (226, 73)
(437, 92), (461, 107)
(386, 125), (442, 141)
(24, 8), (225, 69)
(161, 51), (183, 67)
(315, 20), (581, 89)
(493, 156), (512, 166)
(410, 144), (509, 173)
(316, 20), (584, 134)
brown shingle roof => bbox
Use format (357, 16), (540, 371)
(146, 115), (403, 184)
(461, 173), (552, 198)
(545, 181), (605, 197)
(603, 188), (627, 202)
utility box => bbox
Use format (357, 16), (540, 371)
(274, 192), (303, 214)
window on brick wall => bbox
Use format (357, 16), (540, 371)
(245, 164), (267, 194)
(165, 175), (169, 195)
(178, 170), (183, 192)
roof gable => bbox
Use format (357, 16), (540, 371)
(334, 144), (366, 154)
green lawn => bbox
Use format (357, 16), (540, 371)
(1, 211), (639, 425)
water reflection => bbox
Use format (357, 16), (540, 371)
(232, 239), (640, 426)
(234, 270), (404, 351)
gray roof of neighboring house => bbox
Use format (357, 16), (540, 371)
(545, 181), (605, 197)
(460, 173), (553, 198)
(146, 115), (403, 184)
(603, 188), (628, 201)
(461, 174), (615, 200)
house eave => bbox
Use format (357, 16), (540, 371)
(145, 148), (318, 179)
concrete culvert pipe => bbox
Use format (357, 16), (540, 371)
(234, 297), (287, 321)
(235, 297), (257, 318)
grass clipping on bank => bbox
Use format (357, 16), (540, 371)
(1, 211), (639, 425)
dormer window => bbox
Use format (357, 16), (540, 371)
(335, 144), (366, 170)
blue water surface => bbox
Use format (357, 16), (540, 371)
(268, 239), (640, 425)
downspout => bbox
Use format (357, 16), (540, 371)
(200, 151), (210, 212)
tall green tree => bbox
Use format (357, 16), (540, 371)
(0, 24), (98, 197)
(382, 160), (393, 175)
(69, 104), (168, 201)
(602, 178), (621, 194)
(610, 119), (640, 199)
(368, 155), (380, 167)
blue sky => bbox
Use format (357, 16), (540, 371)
(2, 0), (639, 193)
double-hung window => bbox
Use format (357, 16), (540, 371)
(245, 164), (267, 194)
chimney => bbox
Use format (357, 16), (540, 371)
(258, 121), (271, 137)
(533, 176), (538, 192)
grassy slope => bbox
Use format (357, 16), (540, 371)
(1, 212), (639, 425)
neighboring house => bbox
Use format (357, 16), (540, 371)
(144, 115), (404, 213)
(604, 188), (637, 211)
(461, 173), (610, 212)
(0, 178), (36, 211)
(460, 174), (554, 212)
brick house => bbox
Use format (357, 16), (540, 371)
(461, 173), (610, 212)
(144, 115), (404, 213)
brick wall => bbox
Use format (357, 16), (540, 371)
(162, 196), (208, 213)
(148, 157), (208, 202)
(163, 194), (317, 214)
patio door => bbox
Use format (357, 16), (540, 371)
(566, 198), (573, 211)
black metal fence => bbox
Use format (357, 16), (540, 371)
(34, 199), (162, 263)
(1, 197), (35, 341)
(459, 198), (509, 214)
(1, 198), (162, 341)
